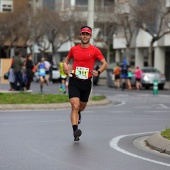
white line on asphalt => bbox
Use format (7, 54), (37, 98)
(135, 106), (151, 109)
(145, 110), (170, 113)
(112, 101), (125, 107)
(110, 131), (170, 167)
(1, 120), (65, 125)
(159, 104), (169, 108)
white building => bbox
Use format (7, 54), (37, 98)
(113, 0), (170, 80)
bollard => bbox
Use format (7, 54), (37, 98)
(153, 79), (158, 95)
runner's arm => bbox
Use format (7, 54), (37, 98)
(91, 59), (108, 77)
(63, 56), (71, 75)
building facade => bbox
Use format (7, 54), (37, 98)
(113, 0), (170, 80)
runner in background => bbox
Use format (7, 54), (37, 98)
(59, 58), (67, 94)
(120, 60), (129, 91)
(127, 66), (133, 90)
(44, 58), (51, 85)
(114, 63), (121, 89)
(37, 57), (46, 93)
(135, 66), (143, 90)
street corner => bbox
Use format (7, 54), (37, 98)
(146, 132), (170, 155)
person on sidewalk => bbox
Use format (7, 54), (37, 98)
(8, 57), (15, 91)
(13, 51), (23, 91)
(37, 57), (46, 93)
(63, 26), (108, 141)
(26, 54), (34, 91)
(8, 67), (15, 91)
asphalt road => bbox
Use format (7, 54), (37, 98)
(0, 82), (170, 170)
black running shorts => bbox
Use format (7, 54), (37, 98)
(136, 78), (141, 82)
(115, 75), (120, 80)
(68, 77), (92, 102)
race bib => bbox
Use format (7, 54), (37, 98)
(75, 67), (89, 79)
(40, 68), (45, 74)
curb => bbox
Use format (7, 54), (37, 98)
(146, 132), (170, 155)
(0, 99), (113, 110)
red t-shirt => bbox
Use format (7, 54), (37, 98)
(68, 44), (104, 78)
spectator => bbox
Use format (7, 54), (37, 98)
(13, 51), (23, 91)
(8, 67), (15, 91)
(22, 60), (27, 90)
(26, 54), (34, 91)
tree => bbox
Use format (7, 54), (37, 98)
(0, 3), (30, 58)
(113, 1), (137, 63)
(30, 7), (72, 62)
(131, 0), (170, 66)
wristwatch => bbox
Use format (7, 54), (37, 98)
(97, 70), (101, 75)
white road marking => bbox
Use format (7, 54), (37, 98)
(112, 101), (125, 107)
(145, 110), (170, 113)
(110, 131), (170, 167)
(159, 104), (169, 109)
(1, 120), (65, 125)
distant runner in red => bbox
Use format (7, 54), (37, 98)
(63, 26), (108, 141)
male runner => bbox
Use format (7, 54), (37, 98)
(37, 57), (46, 93)
(120, 60), (129, 91)
(63, 26), (108, 141)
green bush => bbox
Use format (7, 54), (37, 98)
(161, 129), (170, 140)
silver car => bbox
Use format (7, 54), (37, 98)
(131, 67), (166, 89)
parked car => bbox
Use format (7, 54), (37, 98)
(131, 67), (166, 89)
(33, 66), (60, 83)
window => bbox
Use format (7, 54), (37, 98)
(166, 0), (170, 7)
(76, 0), (88, 6)
(0, 0), (13, 12)
(104, 0), (114, 6)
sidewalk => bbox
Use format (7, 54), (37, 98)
(0, 98), (112, 110)
(146, 132), (170, 155)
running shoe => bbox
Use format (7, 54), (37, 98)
(78, 111), (81, 124)
(40, 85), (43, 93)
(122, 82), (126, 91)
(63, 89), (66, 94)
(74, 129), (82, 141)
(59, 87), (62, 92)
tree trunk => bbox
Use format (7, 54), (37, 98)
(148, 41), (154, 66)
(125, 47), (131, 64)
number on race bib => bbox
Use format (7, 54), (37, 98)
(75, 67), (89, 79)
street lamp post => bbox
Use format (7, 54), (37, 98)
(87, 0), (94, 45)
(87, 0), (95, 99)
